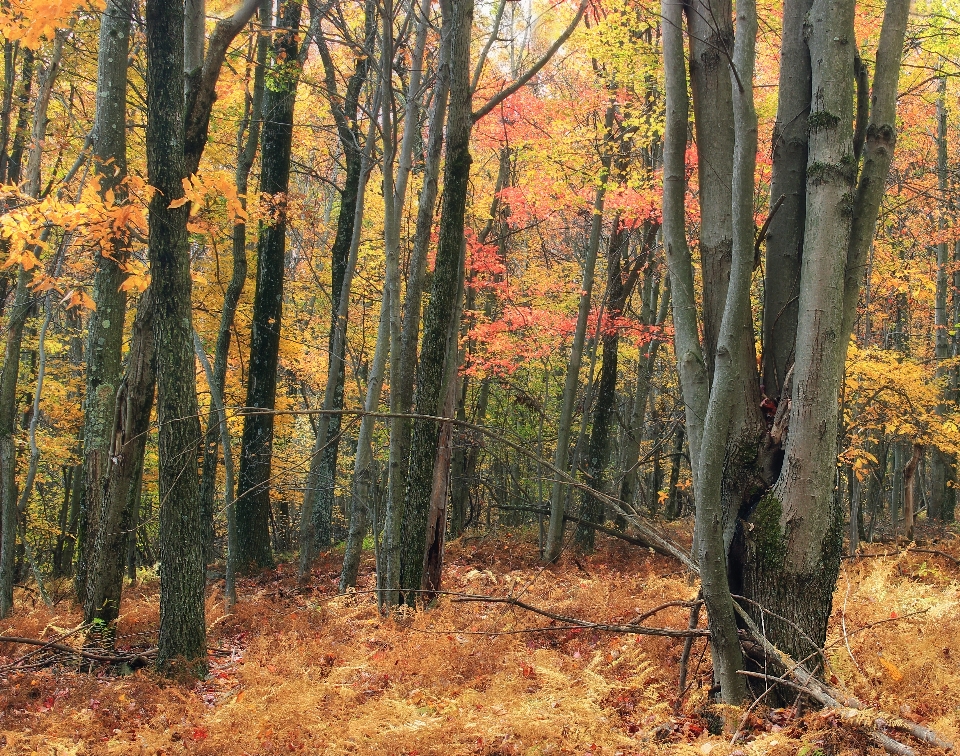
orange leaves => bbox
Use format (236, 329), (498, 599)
(170, 171), (248, 226)
(60, 289), (95, 311)
(0, 0), (98, 48)
(878, 654), (904, 682)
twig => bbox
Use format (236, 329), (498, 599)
(754, 193), (785, 267)
(871, 732), (917, 756)
(845, 546), (960, 565)
(677, 593), (703, 704)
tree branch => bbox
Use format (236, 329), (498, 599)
(471, 0), (588, 123)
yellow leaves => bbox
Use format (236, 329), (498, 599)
(119, 258), (150, 294)
(842, 344), (960, 458)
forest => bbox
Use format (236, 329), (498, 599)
(2, 0), (960, 752)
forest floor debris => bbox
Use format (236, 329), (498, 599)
(1, 528), (959, 755)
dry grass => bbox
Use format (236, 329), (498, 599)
(1, 529), (958, 756)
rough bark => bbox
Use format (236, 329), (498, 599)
(236, 0), (303, 570)
(395, 0), (473, 605)
(0, 53), (35, 618)
(384, 5), (451, 598)
(145, 0), (205, 671)
(0, 268), (28, 618)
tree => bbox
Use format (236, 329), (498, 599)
(236, 0), (304, 570)
(78, 0), (133, 620)
(661, 0), (911, 699)
(145, 0), (205, 670)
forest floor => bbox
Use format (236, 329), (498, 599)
(1, 525), (960, 756)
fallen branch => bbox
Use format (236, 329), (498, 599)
(0, 635), (156, 665)
(490, 504), (668, 552)
(733, 604), (953, 754)
(844, 546), (960, 566)
(452, 594), (708, 639)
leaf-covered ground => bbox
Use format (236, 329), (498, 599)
(1, 529), (959, 755)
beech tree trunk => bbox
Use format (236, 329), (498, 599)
(77, 0), (132, 609)
(742, 0), (910, 666)
(84, 292), (156, 631)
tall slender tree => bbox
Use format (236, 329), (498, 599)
(236, 0), (304, 569)
(145, 0), (205, 669)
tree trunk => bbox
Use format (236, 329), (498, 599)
(0, 53), (35, 618)
(665, 425), (685, 520)
(691, 0), (757, 702)
(619, 276), (669, 510)
(0, 269), (28, 618)
(575, 220), (652, 551)
(236, 0), (302, 570)
(145, 0), (205, 671)
(543, 102), (615, 563)
(310, 0), (374, 552)
(903, 443), (922, 542)
(77, 0), (132, 607)
(742, 0), (909, 668)
(687, 0), (734, 382)
(382, 4), (451, 603)
(929, 74), (952, 523)
(195, 329), (237, 608)
(396, 0), (473, 605)
(84, 292), (156, 633)
(761, 0), (812, 402)
(199, 0), (268, 558)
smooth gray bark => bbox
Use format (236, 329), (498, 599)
(77, 0), (132, 607)
(691, 0), (757, 703)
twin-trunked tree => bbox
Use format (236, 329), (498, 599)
(663, 0), (910, 701)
